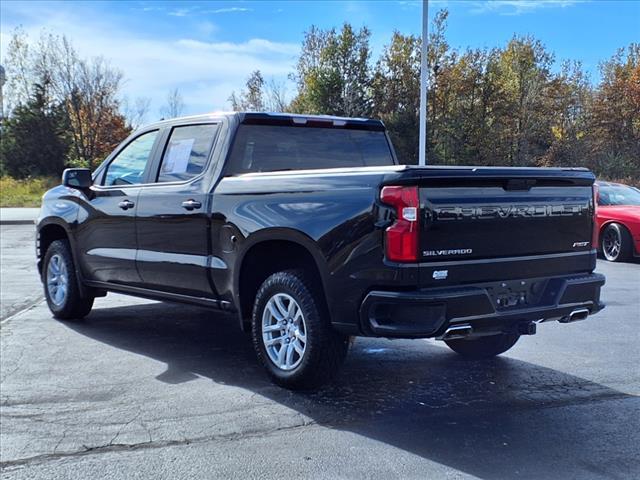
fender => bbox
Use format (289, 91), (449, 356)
(231, 227), (333, 329)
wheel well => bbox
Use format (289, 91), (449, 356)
(600, 221), (629, 244)
(238, 240), (327, 328)
(38, 224), (68, 273)
(600, 221), (635, 257)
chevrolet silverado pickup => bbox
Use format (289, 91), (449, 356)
(37, 112), (605, 389)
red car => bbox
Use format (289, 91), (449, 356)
(595, 181), (640, 262)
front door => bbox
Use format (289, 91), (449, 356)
(135, 123), (220, 298)
(75, 129), (160, 285)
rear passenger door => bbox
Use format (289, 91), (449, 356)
(135, 123), (221, 298)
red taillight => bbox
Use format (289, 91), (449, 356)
(381, 186), (419, 262)
(592, 183), (599, 248)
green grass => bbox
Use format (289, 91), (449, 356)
(0, 176), (59, 207)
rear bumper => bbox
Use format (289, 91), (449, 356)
(359, 273), (605, 338)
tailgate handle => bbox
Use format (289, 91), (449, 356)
(505, 179), (536, 191)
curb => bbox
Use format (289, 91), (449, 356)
(0, 220), (36, 226)
(1, 298), (44, 325)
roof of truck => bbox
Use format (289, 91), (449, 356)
(147, 111), (385, 131)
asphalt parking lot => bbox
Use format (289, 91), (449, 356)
(1, 224), (639, 479)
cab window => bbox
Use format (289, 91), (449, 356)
(156, 124), (219, 183)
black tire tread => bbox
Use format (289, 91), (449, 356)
(602, 223), (633, 262)
(252, 269), (348, 390)
(43, 239), (94, 320)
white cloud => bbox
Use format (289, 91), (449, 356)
(167, 6), (253, 17)
(168, 9), (191, 17)
(0, 7), (298, 117)
(177, 38), (299, 56)
(205, 7), (253, 14)
(469, 0), (585, 16)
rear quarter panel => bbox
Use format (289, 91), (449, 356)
(211, 168), (418, 328)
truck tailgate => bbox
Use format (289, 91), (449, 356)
(378, 166), (596, 281)
(421, 182), (594, 261)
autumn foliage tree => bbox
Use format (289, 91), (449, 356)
(1, 29), (132, 175)
(229, 70), (266, 111)
(372, 32), (422, 164)
(275, 12), (638, 180)
(586, 44), (640, 178)
(290, 24), (373, 117)
(229, 70), (290, 112)
(0, 82), (69, 177)
(1, 12), (638, 182)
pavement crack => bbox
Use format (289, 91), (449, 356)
(0, 420), (316, 470)
(52, 429), (68, 455)
(107, 411), (142, 446)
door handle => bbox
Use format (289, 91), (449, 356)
(181, 199), (202, 211)
(118, 200), (135, 210)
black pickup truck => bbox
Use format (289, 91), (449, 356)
(37, 112), (605, 389)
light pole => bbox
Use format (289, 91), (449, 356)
(419, 0), (428, 166)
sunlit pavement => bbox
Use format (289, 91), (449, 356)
(1, 224), (639, 479)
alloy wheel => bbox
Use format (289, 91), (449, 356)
(46, 254), (69, 306)
(603, 228), (621, 260)
(262, 293), (307, 371)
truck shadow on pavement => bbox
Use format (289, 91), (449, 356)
(65, 301), (638, 480)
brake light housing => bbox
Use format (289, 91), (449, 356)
(380, 185), (420, 262)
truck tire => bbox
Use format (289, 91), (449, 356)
(43, 240), (94, 320)
(445, 333), (520, 359)
(601, 223), (633, 262)
(252, 270), (349, 390)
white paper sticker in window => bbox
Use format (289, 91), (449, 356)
(162, 138), (195, 174)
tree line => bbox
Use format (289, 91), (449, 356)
(2, 10), (639, 181)
(230, 11), (639, 180)
(0, 29), (184, 178)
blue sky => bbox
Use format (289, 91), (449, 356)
(1, 0), (638, 119)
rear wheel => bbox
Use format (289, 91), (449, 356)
(601, 223), (632, 262)
(252, 270), (349, 390)
(43, 240), (94, 319)
(445, 333), (520, 359)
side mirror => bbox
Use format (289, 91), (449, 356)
(62, 168), (92, 189)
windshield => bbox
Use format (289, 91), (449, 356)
(598, 185), (640, 206)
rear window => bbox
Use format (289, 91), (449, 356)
(224, 125), (394, 175)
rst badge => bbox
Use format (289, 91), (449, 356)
(432, 270), (448, 280)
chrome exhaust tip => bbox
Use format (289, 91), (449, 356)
(437, 324), (473, 341)
(560, 308), (590, 323)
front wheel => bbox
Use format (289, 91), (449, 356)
(43, 240), (94, 320)
(252, 270), (349, 390)
(445, 333), (520, 359)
